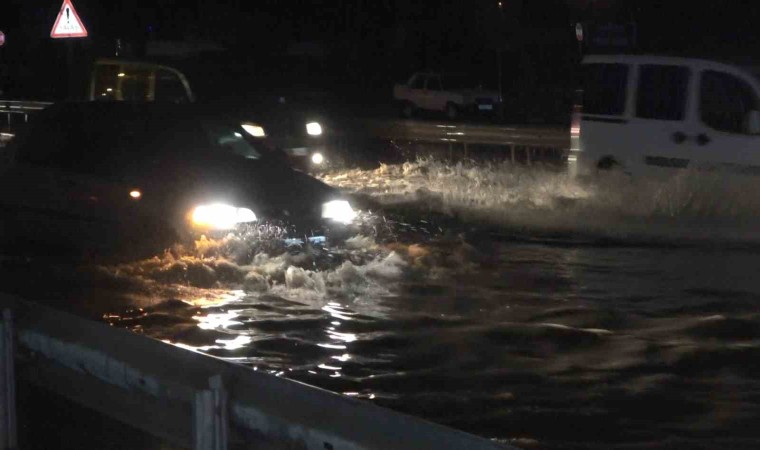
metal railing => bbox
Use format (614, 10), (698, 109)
(365, 119), (570, 165)
(0, 100), (53, 122)
(0, 101), (54, 144)
(367, 119), (569, 148)
(0, 294), (516, 450)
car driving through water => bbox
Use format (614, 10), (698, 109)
(0, 102), (358, 256)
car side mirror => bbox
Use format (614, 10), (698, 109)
(745, 110), (760, 134)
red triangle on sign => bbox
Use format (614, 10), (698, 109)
(50, 0), (88, 39)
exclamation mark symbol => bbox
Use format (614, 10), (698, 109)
(66, 7), (70, 24)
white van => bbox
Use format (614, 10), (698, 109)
(569, 55), (760, 177)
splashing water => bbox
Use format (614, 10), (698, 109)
(93, 228), (419, 308)
(323, 158), (760, 244)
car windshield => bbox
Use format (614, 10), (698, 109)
(441, 75), (474, 90)
(200, 120), (262, 160)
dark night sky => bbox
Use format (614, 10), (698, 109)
(2, 1), (760, 104)
(3, 1), (760, 53)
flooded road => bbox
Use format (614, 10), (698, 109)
(5, 159), (760, 449)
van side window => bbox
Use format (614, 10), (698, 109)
(636, 65), (690, 121)
(700, 71), (758, 134)
(582, 63), (628, 116)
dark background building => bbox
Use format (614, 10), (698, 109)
(2, 1), (759, 122)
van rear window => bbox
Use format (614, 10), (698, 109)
(582, 63), (628, 116)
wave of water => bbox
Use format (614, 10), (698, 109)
(323, 158), (760, 244)
(94, 236), (760, 450)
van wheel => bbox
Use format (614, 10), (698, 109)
(445, 103), (459, 120)
(401, 102), (415, 119)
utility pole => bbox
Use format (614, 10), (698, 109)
(497, 1), (504, 120)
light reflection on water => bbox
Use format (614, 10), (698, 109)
(182, 297), (363, 379)
(103, 239), (760, 450)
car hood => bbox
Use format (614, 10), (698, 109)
(143, 156), (342, 226)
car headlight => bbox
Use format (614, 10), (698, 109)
(242, 123), (266, 137)
(321, 200), (356, 224)
(311, 152), (324, 165)
(306, 122), (322, 136)
(191, 204), (258, 230)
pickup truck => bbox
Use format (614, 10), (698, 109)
(393, 72), (501, 120)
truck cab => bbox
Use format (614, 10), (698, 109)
(1, 59), (196, 149)
(89, 58), (194, 103)
(569, 55), (760, 177)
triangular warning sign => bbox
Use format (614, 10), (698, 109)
(50, 0), (88, 39)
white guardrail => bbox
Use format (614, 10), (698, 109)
(0, 295), (516, 450)
(0, 100), (53, 121)
(366, 119), (569, 149)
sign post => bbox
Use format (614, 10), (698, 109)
(575, 23), (584, 60)
(50, 0), (88, 39)
(50, 0), (88, 99)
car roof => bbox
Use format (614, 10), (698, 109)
(415, 72), (470, 77)
(582, 54), (756, 74)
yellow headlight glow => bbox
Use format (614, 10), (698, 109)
(306, 122), (322, 136)
(191, 204), (257, 230)
(242, 123), (266, 137)
(321, 200), (356, 224)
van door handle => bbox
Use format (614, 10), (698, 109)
(671, 132), (687, 144)
(696, 134), (711, 145)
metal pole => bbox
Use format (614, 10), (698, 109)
(497, 3), (504, 121)
(66, 39), (75, 100)
(194, 375), (228, 450)
(0, 309), (17, 450)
